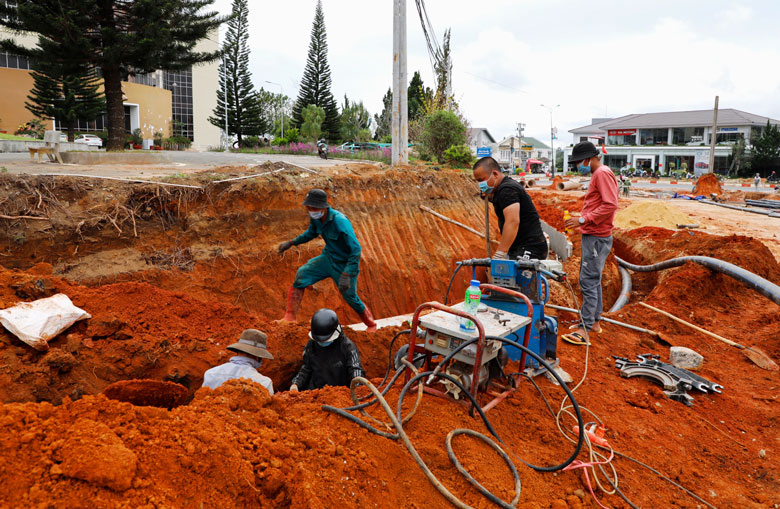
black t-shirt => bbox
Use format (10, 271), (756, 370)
(490, 176), (546, 255)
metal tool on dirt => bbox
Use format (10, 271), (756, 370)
(613, 354), (723, 406)
(639, 302), (778, 371)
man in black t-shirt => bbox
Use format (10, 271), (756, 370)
(473, 156), (548, 260)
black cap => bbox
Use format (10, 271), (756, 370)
(569, 141), (600, 163)
(302, 189), (329, 209)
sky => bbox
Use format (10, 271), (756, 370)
(210, 0), (780, 146)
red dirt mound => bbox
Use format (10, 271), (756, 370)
(693, 173), (722, 195)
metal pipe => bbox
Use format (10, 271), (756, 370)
(701, 199), (780, 218)
(615, 255), (780, 307)
(608, 266), (633, 313)
(545, 304), (658, 335)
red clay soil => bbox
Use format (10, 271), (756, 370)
(693, 173), (723, 195)
(1, 173), (779, 508)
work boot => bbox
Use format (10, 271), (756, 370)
(359, 306), (378, 333)
(277, 287), (304, 323)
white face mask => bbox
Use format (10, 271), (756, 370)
(309, 211), (324, 220)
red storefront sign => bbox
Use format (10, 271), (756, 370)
(608, 129), (636, 136)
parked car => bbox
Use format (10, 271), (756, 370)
(74, 134), (103, 147)
(59, 134), (68, 142)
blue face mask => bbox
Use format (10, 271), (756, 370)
(317, 340), (334, 347)
(478, 174), (494, 193)
(577, 161), (591, 175)
(309, 211), (324, 220)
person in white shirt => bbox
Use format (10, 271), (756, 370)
(202, 329), (274, 394)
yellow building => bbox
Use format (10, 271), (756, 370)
(0, 29), (220, 149)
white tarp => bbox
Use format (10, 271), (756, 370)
(0, 294), (91, 351)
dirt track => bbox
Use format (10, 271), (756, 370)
(0, 165), (778, 508)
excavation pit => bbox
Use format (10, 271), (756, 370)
(0, 167), (778, 508)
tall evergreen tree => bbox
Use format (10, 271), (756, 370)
(25, 36), (104, 142)
(292, 0), (339, 141)
(408, 71), (431, 122)
(751, 120), (780, 175)
(208, 0), (265, 145)
(1, 0), (225, 151)
(373, 88), (392, 140)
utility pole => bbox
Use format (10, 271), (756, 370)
(265, 80), (284, 139)
(391, 0), (408, 165)
(223, 53), (229, 151)
(516, 122), (525, 171)
(708, 95), (719, 174)
(541, 104), (560, 177)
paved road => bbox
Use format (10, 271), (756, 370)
(526, 176), (774, 193)
(0, 151), (358, 178)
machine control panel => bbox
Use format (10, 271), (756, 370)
(419, 302), (532, 366)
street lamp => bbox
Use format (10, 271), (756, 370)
(541, 104), (560, 177)
(265, 80), (283, 139)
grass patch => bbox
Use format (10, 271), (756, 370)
(0, 133), (40, 141)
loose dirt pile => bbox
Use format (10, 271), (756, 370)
(693, 173), (723, 195)
(0, 172), (779, 508)
(614, 201), (695, 229)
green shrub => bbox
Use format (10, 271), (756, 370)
(240, 136), (261, 148)
(379, 134), (392, 144)
(130, 128), (143, 145)
(419, 110), (466, 162)
(285, 127), (300, 143)
(272, 137), (288, 146)
(443, 144), (476, 167)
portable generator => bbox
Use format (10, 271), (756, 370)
(459, 257), (565, 370)
(404, 286), (533, 411)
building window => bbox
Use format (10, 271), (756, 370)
(0, 51), (30, 70)
(55, 106), (132, 134)
(130, 72), (159, 88)
(500, 150), (510, 161)
(639, 128), (669, 145)
(715, 131), (744, 144)
(163, 68), (193, 141)
(672, 127), (705, 145)
(579, 136), (589, 143)
(606, 134), (636, 146)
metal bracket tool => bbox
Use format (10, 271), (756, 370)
(613, 354), (723, 406)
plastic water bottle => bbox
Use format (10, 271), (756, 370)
(563, 210), (572, 234)
(460, 280), (482, 331)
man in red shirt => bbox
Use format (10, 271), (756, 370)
(563, 142), (619, 345)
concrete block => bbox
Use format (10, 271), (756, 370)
(670, 346), (703, 370)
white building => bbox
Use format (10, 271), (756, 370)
(496, 136), (551, 169)
(565, 108), (780, 175)
(467, 127), (498, 157)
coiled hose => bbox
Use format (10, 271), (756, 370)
(323, 335), (585, 508)
(615, 255), (780, 307)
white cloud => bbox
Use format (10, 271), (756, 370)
(209, 0), (780, 144)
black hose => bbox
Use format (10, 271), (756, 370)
(615, 255), (780, 307)
(444, 262), (463, 305)
(399, 336), (585, 472)
(608, 266), (633, 313)
(446, 429), (521, 509)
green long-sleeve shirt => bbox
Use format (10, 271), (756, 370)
(292, 208), (362, 275)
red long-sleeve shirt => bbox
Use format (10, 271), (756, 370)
(580, 165), (619, 237)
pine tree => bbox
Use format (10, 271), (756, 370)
(24, 37), (104, 142)
(292, 0), (339, 141)
(208, 0), (265, 145)
(1, 0), (225, 151)
(751, 120), (780, 175)
(373, 88), (392, 140)
(408, 71), (431, 122)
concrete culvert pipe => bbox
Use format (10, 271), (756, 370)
(556, 180), (581, 191)
(615, 256), (780, 307)
(526, 179), (535, 188)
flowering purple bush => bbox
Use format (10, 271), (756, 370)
(245, 143), (391, 163)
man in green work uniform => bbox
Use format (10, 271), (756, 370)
(277, 189), (377, 332)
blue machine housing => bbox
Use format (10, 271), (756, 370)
(482, 259), (559, 368)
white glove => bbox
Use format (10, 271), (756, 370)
(492, 251), (509, 260)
